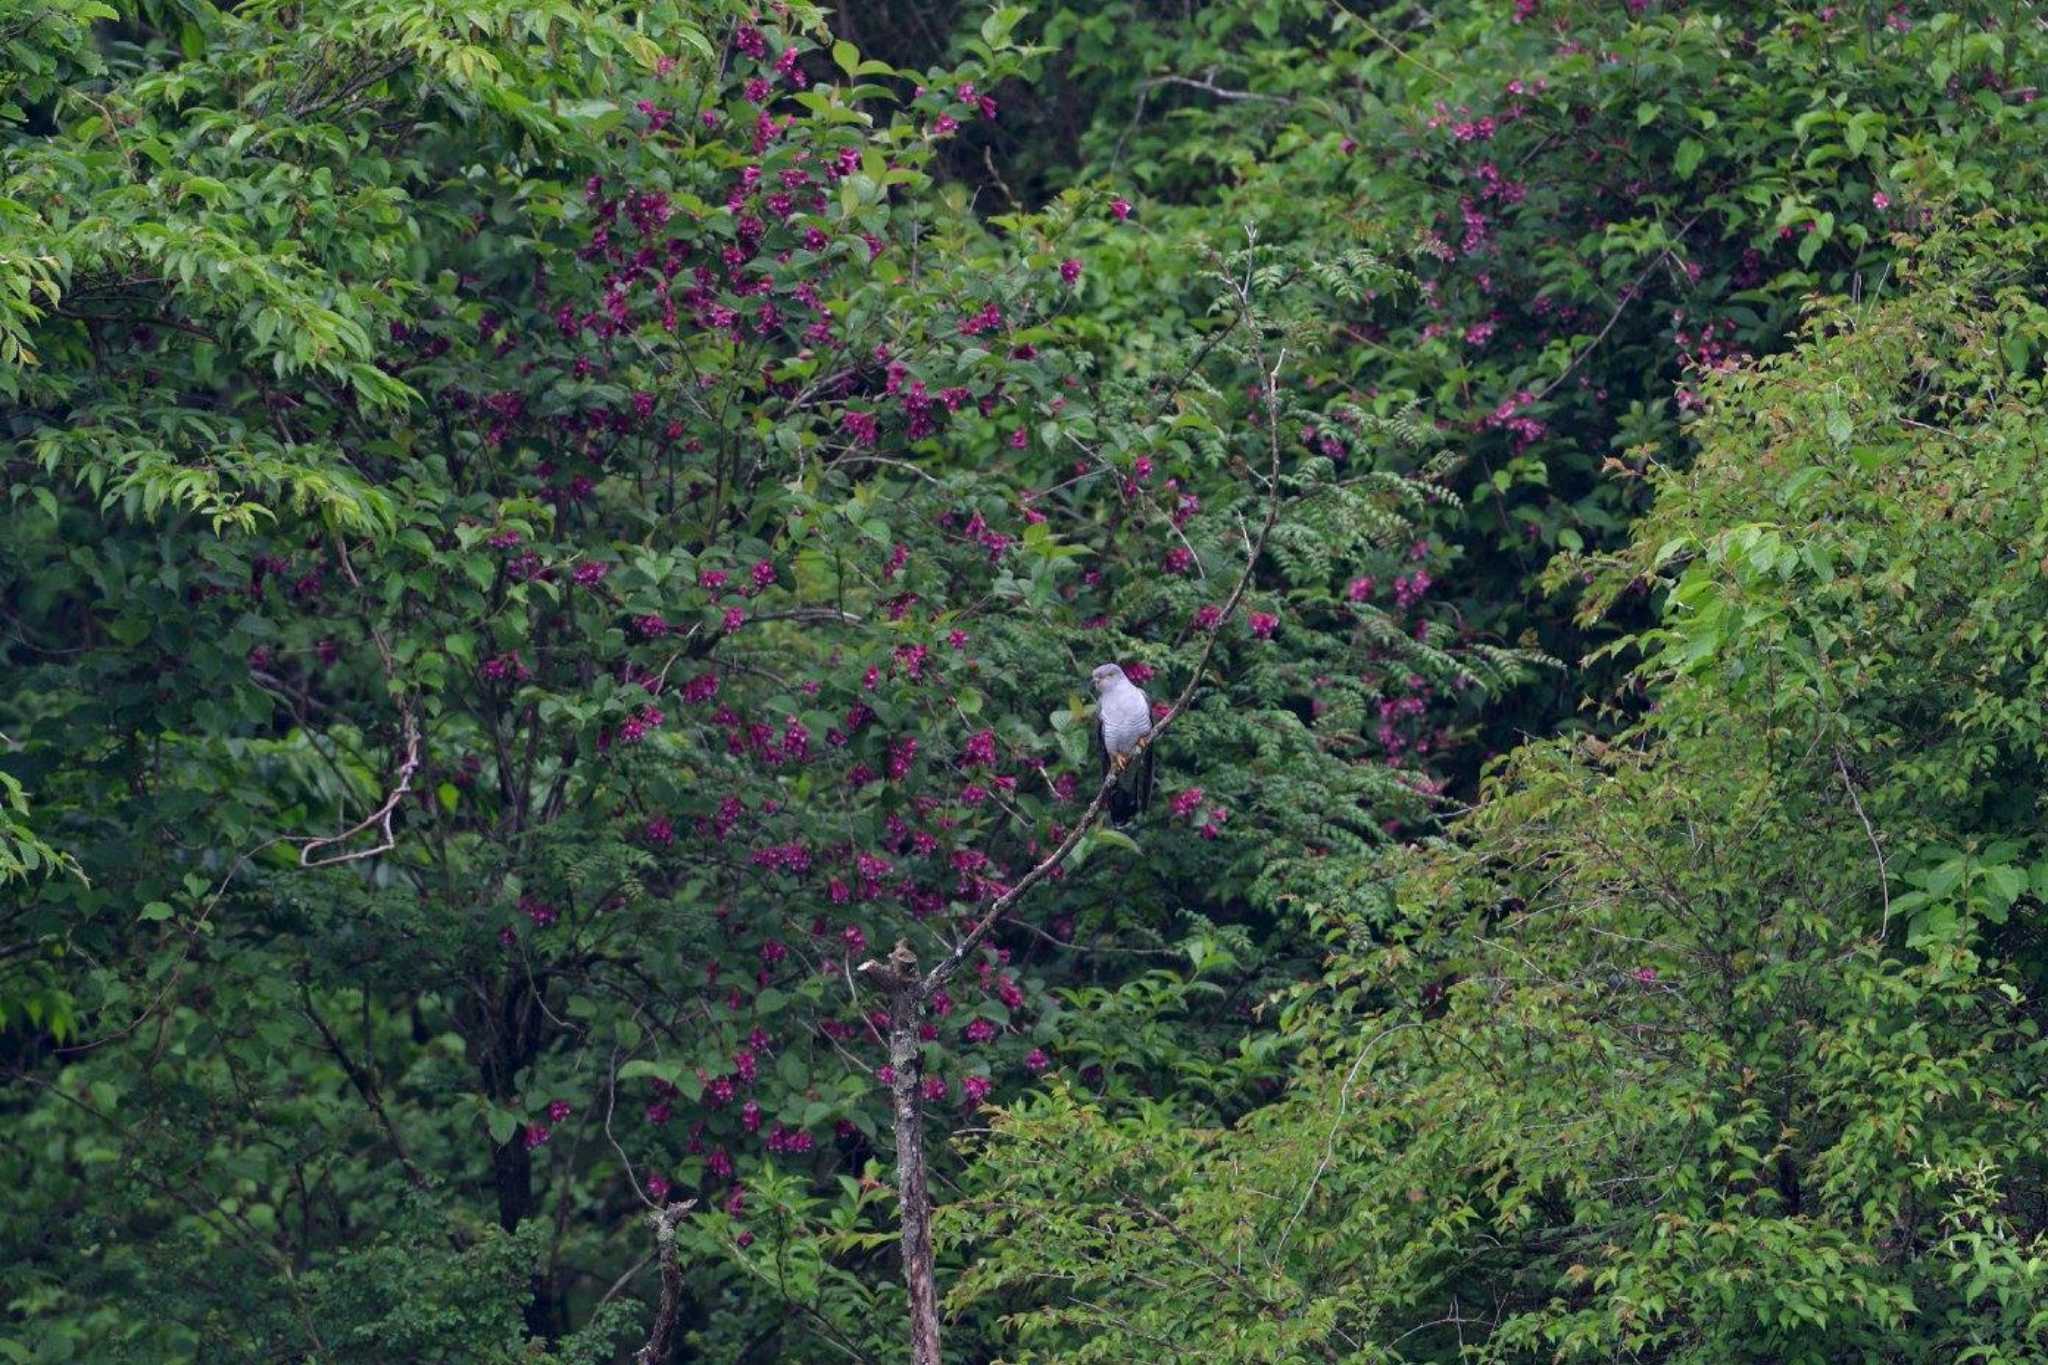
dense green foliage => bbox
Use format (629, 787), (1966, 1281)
(3, 0), (2045, 1361)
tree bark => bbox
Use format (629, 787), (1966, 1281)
(632, 1200), (696, 1365)
(870, 943), (942, 1365)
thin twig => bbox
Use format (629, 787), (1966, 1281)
(1833, 748), (1890, 938)
(1136, 72), (1297, 105)
(1533, 216), (1700, 402)
(1273, 1021), (1422, 1262)
(1327, 0), (1452, 82)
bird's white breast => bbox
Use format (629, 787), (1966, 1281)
(1100, 681), (1152, 754)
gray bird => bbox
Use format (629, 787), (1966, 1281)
(1091, 663), (1155, 824)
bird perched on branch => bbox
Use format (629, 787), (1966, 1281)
(1091, 662), (1155, 825)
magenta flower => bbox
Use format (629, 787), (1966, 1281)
(1170, 788), (1205, 820)
(1164, 546), (1195, 576)
(480, 653), (530, 683)
(1249, 612), (1279, 640)
(547, 1100), (573, 1124)
(1111, 197), (1132, 221)
(618, 704), (663, 744)
(723, 606), (746, 633)
(1872, 190), (1891, 209)
(962, 1074), (993, 1104)
(962, 728), (998, 768)
(522, 1123), (551, 1150)
(841, 409), (879, 445)
(1059, 258), (1082, 285)
(1194, 604), (1224, 631)
(1024, 1048), (1051, 1073)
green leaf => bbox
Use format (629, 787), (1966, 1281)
(619, 1058), (686, 1085)
(1825, 407), (1853, 449)
(1093, 828), (1141, 855)
(981, 5), (1028, 46)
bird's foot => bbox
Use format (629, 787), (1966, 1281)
(1110, 752), (1131, 774)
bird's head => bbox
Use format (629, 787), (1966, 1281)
(1090, 663), (1127, 695)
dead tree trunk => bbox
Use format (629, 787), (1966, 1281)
(866, 942), (942, 1365)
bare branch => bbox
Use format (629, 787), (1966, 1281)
(297, 705), (420, 868)
(1136, 73), (1296, 105)
(630, 1199), (698, 1365)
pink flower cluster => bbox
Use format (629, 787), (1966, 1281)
(1485, 390), (1546, 450)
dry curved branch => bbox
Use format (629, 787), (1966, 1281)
(297, 705), (420, 868)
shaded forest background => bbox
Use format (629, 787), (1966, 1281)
(3, 0), (2045, 1359)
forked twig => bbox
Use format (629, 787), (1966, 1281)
(297, 706), (420, 868)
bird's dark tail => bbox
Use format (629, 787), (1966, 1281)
(1108, 743), (1155, 827)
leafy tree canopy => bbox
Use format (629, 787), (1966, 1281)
(3, 0), (2045, 1360)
